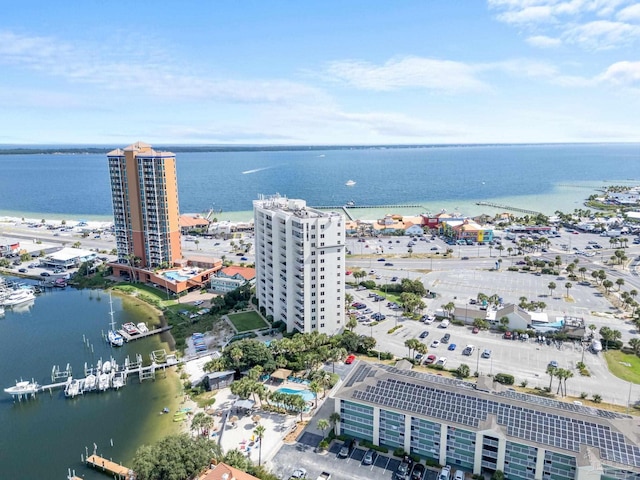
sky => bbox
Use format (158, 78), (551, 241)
(1, 0), (639, 145)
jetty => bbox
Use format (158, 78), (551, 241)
(475, 201), (542, 216)
(5, 350), (179, 401)
(86, 454), (134, 479)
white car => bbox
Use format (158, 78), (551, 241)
(439, 465), (452, 480)
(436, 357), (447, 367)
(439, 319), (450, 328)
(453, 470), (464, 480)
(431, 340), (440, 348)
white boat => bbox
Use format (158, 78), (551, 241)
(345, 179), (356, 186)
(4, 379), (40, 397)
(112, 371), (126, 389)
(0, 305), (4, 316)
(101, 361), (112, 374)
(137, 322), (149, 333)
(122, 322), (140, 335)
(84, 374), (96, 392)
(3, 289), (35, 306)
(97, 373), (110, 391)
(64, 378), (83, 398)
(106, 294), (124, 347)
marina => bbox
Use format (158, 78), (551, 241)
(5, 350), (178, 400)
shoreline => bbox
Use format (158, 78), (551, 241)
(0, 180), (614, 227)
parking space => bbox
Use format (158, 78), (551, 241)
(272, 441), (402, 480)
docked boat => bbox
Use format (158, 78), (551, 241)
(84, 374), (97, 392)
(345, 179), (356, 186)
(106, 294), (124, 347)
(137, 322), (149, 333)
(4, 379), (40, 397)
(3, 289), (36, 306)
(64, 378), (83, 398)
(123, 322), (140, 335)
(0, 305), (5, 316)
(112, 371), (126, 389)
(97, 372), (110, 391)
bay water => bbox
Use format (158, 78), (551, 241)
(0, 285), (180, 479)
(0, 144), (638, 221)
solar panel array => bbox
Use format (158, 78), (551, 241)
(345, 367), (640, 468)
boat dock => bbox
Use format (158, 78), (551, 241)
(475, 201), (542, 216)
(5, 350), (179, 401)
(86, 454), (134, 479)
(313, 203), (424, 210)
(118, 325), (172, 343)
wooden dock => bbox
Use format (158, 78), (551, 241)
(312, 203), (424, 210)
(118, 325), (172, 343)
(475, 201), (542, 216)
(86, 454), (133, 479)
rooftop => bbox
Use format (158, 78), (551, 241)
(335, 362), (640, 468)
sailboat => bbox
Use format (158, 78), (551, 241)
(345, 179), (356, 186)
(106, 294), (124, 347)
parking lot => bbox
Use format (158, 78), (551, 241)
(349, 265), (638, 405)
(271, 440), (443, 480)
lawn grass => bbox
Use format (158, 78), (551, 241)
(112, 282), (178, 308)
(227, 311), (268, 332)
(604, 350), (640, 384)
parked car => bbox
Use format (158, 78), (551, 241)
(40, 272), (50, 277)
(439, 465), (452, 480)
(338, 439), (355, 458)
(448, 343), (457, 351)
(425, 354), (437, 364)
(362, 448), (377, 465)
(435, 357), (447, 367)
(384, 262), (394, 266)
(462, 345), (474, 356)
(430, 340), (440, 348)
(411, 463), (426, 480)
(481, 349), (492, 358)
(472, 326), (480, 334)
(453, 470), (465, 480)
(290, 468), (307, 479)
(548, 360), (559, 368)
(395, 458), (413, 480)
(419, 331), (429, 339)
(441, 333), (451, 343)
(18, 268), (28, 273)
(345, 354), (356, 365)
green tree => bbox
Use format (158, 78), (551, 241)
(564, 282), (573, 298)
(317, 418), (330, 437)
(346, 315), (358, 332)
(628, 338), (640, 355)
(455, 363), (470, 379)
(132, 434), (222, 480)
(546, 364), (557, 392)
(547, 282), (556, 297)
(329, 412), (341, 435)
(253, 424), (266, 466)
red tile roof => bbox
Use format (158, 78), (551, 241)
(198, 462), (260, 480)
(221, 266), (256, 280)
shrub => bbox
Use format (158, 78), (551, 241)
(393, 447), (407, 458)
(387, 325), (403, 334)
(580, 392), (588, 399)
(520, 380), (528, 388)
(494, 373), (515, 385)
(318, 440), (329, 451)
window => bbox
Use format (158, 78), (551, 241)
(320, 275), (324, 279)
(320, 323), (325, 327)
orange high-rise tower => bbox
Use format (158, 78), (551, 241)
(107, 142), (182, 269)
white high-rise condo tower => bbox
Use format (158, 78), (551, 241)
(254, 195), (346, 334)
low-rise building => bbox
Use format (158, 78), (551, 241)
(333, 362), (640, 480)
(40, 247), (97, 269)
(198, 462), (260, 480)
(210, 266), (256, 293)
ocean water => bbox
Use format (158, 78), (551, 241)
(0, 144), (638, 221)
(0, 286), (179, 479)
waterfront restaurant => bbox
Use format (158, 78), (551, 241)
(40, 247), (97, 269)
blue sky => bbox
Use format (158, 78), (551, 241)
(1, 1), (639, 145)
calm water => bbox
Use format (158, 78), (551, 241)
(0, 284), (179, 479)
(1, 144), (639, 220)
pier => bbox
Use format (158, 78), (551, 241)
(312, 203), (425, 210)
(118, 325), (173, 343)
(475, 201), (542, 216)
(5, 350), (179, 401)
(86, 454), (134, 479)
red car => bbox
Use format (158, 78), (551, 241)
(345, 354), (356, 364)
(425, 354), (437, 364)
(472, 326), (480, 334)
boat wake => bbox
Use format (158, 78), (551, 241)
(242, 166), (273, 175)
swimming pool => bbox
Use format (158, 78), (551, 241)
(275, 387), (316, 403)
(163, 271), (190, 282)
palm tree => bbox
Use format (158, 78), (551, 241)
(562, 370), (574, 397)
(564, 282), (573, 298)
(346, 316), (358, 332)
(317, 418), (330, 438)
(253, 424), (266, 466)
(616, 278), (625, 291)
(329, 412), (341, 435)
(629, 338), (640, 355)
(547, 282), (556, 297)
(308, 380), (321, 408)
(546, 364), (557, 392)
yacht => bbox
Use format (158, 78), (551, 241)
(84, 374), (97, 392)
(345, 179), (356, 186)
(64, 378), (83, 398)
(97, 372), (110, 391)
(4, 379), (40, 397)
(106, 294), (124, 347)
(123, 322), (140, 335)
(3, 289), (36, 306)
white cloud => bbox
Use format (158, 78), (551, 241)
(488, 0), (640, 49)
(496, 5), (554, 24)
(563, 20), (640, 49)
(324, 56), (487, 92)
(597, 60), (640, 85)
(617, 3), (640, 21)
(0, 29), (329, 107)
(526, 35), (563, 47)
